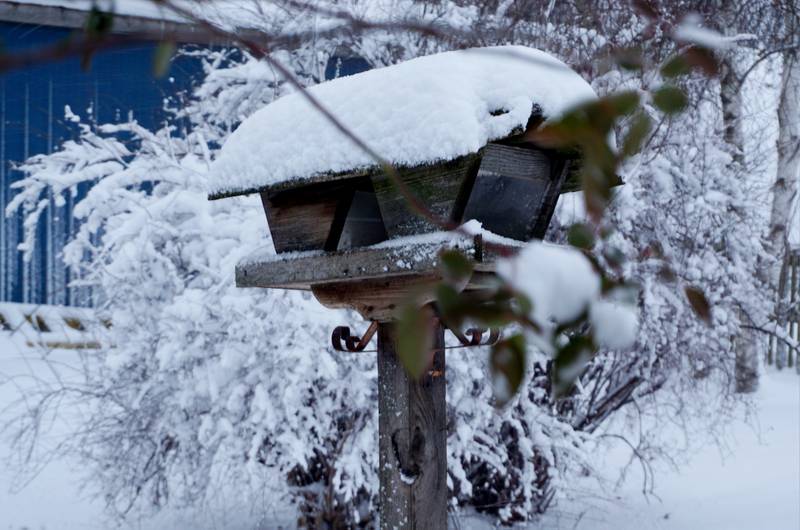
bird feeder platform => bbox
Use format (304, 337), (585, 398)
(236, 229), (521, 321)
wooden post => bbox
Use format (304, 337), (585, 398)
(377, 320), (447, 529)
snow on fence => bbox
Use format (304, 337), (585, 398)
(767, 250), (800, 369)
(0, 302), (105, 351)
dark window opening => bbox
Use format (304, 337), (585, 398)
(337, 189), (388, 250)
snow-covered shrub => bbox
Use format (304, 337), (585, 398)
(11, 99), (381, 523)
(5, 1), (779, 526)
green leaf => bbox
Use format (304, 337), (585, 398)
(612, 47), (644, 71)
(661, 48), (719, 78)
(567, 223), (595, 250)
(653, 85), (688, 114)
(660, 54), (690, 78)
(490, 334), (527, 407)
(685, 286), (712, 325)
(552, 335), (594, 398)
(434, 282), (464, 329)
(397, 304), (435, 379)
(439, 249), (473, 286)
(153, 41), (176, 78)
(514, 291), (533, 319)
(435, 282), (520, 330)
(621, 112), (652, 157)
(605, 91), (641, 117)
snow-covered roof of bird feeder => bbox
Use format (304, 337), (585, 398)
(207, 46), (600, 316)
(207, 45), (596, 200)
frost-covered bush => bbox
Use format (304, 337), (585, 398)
(6, 1), (779, 527)
(12, 98), (381, 523)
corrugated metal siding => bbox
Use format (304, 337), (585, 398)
(0, 20), (201, 305)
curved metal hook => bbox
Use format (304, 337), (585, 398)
(448, 326), (500, 347)
(331, 321), (379, 352)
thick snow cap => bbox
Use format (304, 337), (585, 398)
(208, 45), (597, 199)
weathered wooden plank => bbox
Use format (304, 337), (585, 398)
(371, 153), (482, 238)
(378, 321), (447, 529)
(311, 271), (497, 320)
(261, 177), (382, 253)
(461, 143), (554, 241)
(313, 275), (438, 321)
(261, 189), (346, 253)
(236, 235), (517, 291)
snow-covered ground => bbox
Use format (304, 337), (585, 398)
(1, 329), (798, 529)
(570, 370), (799, 530)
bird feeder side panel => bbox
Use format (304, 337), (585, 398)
(370, 152), (483, 239)
(460, 143), (569, 241)
(260, 176), (377, 253)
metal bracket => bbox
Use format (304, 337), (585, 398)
(446, 326), (500, 348)
(331, 321), (379, 352)
(330, 321), (499, 353)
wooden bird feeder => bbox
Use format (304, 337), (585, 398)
(213, 122), (582, 256)
(208, 45), (602, 529)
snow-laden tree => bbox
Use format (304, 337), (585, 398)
(4, 0), (786, 526)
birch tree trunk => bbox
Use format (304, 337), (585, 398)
(769, 47), (800, 371)
(715, 3), (761, 392)
(719, 37), (763, 393)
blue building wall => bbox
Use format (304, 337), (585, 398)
(0, 20), (371, 307)
(0, 21), (201, 305)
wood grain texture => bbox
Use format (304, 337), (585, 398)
(311, 271), (497, 321)
(461, 143), (554, 241)
(312, 275), (438, 321)
(261, 177), (381, 253)
(371, 153), (482, 238)
(261, 189), (344, 253)
(236, 235), (517, 292)
(378, 321), (447, 530)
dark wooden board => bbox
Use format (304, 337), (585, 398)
(261, 177), (376, 253)
(261, 189), (344, 253)
(378, 321), (447, 529)
(371, 153), (482, 238)
(461, 143), (555, 241)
